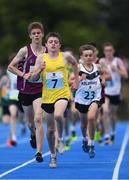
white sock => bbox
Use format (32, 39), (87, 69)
(104, 134), (110, 139)
(83, 136), (88, 141)
(58, 137), (63, 141)
(88, 139), (94, 146)
(70, 125), (75, 132)
(12, 134), (16, 141)
(65, 136), (70, 141)
(51, 153), (56, 158)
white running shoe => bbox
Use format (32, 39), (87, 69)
(57, 140), (65, 154)
(49, 155), (57, 168)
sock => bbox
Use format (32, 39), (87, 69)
(65, 136), (70, 141)
(88, 139), (95, 146)
(58, 137), (63, 141)
(51, 153), (56, 158)
(83, 136), (88, 142)
(12, 134), (16, 141)
(104, 134), (110, 139)
(70, 125), (75, 132)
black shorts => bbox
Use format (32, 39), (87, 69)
(18, 101), (24, 113)
(9, 100), (24, 113)
(2, 105), (10, 115)
(75, 101), (100, 114)
(99, 97), (105, 106)
(9, 99), (18, 106)
(2, 100), (18, 115)
(18, 92), (42, 106)
(41, 98), (69, 113)
(75, 102), (89, 113)
(105, 95), (121, 105)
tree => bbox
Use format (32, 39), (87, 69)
(0, 0), (116, 66)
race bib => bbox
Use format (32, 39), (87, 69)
(46, 72), (64, 89)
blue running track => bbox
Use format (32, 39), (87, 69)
(0, 122), (129, 179)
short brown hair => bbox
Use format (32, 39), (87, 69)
(45, 32), (62, 43)
(103, 42), (114, 49)
(79, 44), (95, 55)
(28, 22), (44, 34)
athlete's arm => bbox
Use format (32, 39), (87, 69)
(99, 58), (112, 80)
(117, 58), (128, 79)
(29, 54), (46, 81)
(97, 64), (106, 86)
(63, 52), (79, 89)
(0, 75), (10, 89)
(8, 47), (27, 77)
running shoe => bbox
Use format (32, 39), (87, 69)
(82, 140), (89, 153)
(57, 140), (65, 154)
(89, 145), (95, 158)
(65, 138), (71, 151)
(7, 139), (17, 147)
(30, 134), (37, 149)
(35, 152), (43, 163)
(98, 139), (103, 145)
(110, 134), (115, 144)
(94, 131), (101, 141)
(104, 137), (111, 145)
(49, 155), (57, 168)
(71, 130), (78, 141)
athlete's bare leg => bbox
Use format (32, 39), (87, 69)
(33, 98), (44, 153)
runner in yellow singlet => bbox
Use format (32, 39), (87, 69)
(41, 52), (71, 103)
(29, 32), (79, 168)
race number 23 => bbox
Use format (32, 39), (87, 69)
(84, 91), (95, 100)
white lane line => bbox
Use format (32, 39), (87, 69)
(0, 151), (50, 178)
(112, 125), (129, 180)
(0, 136), (82, 178)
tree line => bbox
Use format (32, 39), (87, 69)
(0, 0), (128, 66)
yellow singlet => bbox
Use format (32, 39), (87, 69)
(41, 52), (71, 104)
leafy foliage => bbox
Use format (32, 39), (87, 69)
(0, 0), (128, 66)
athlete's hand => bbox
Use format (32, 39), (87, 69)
(39, 60), (46, 72)
(23, 72), (31, 80)
(111, 64), (117, 72)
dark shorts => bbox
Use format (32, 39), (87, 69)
(2, 105), (10, 115)
(105, 95), (121, 105)
(18, 101), (24, 113)
(2, 100), (18, 115)
(64, 101), (71, 118)
(41, 98), (69, 113)
(99, 97), (105, 106)
(75, 101), (100, 114)
(9, 99), (18, 106)
(2, 100), (23, 115)
(9, 100), (24, 113)
(18, 92), (42, 106)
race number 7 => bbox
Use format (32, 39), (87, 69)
(52, 79), (58, 88)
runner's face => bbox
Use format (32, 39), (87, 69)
(30, 28), (43, 44)
(104, 46), (114, 59)
(81, 50), (94, 64)
(46, 37), (61, 52)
